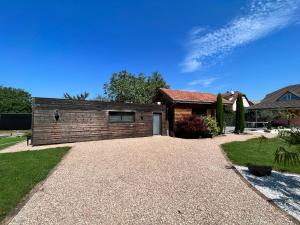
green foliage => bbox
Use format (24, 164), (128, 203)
(203, 116), (220, 136)
(224, 111), (235, 126)
(104, 70), (169, 103)
(0, 86), (32, 113)
(0, 136), (26, 150)
(279, 111), (297, 127)
(274, 146), (300, 166)
(275, 128), (300, 165)
(234, 93), (245, 133)
(0, 147), (70, 221)
(216, 94), (224, 134)
(63, 91), (89, 100)
(279, 128), (300, 145)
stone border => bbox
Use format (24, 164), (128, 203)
(0, 146), (72, 225)
(220, 145), (300, 225)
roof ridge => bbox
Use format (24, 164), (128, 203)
(265, 84), (300, 97)
(160, 88), (217, 96)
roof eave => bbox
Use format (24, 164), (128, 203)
(173, 100), (232, 105)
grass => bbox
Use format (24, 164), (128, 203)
(222, 137), (300, 174)
(0, 136), (26, 150)
(0, 130), (31, 135)
(0, 147), (70, 222)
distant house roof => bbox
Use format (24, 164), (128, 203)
(222, 91), (254, 105)
(249, 84), (300, 110)
(158, 88), (232, 104)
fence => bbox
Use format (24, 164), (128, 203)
(0, 113), (32, 130)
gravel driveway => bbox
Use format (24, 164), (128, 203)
(7, 134), (296, 225)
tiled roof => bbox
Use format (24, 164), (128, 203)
(159, 88), (232, 104)
(250, 84), (300, 110)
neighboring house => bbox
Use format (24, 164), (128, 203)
(249, 84), (300, 126)
(154, 88), (232, 136)
(31, 98), (167, 146)
(222, 91), (253, 111)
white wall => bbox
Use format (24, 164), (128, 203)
(232, 96), (250, 111)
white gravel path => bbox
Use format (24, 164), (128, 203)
(5, 134), (296, 225)
(235, 165), (300, 222)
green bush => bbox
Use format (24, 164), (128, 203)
(216, 94), (224, 134)
(235, 94), (245, 133)
(279, 128), (300, 145)
(203, 116), (220, 137)
(224, 112), (235, 126)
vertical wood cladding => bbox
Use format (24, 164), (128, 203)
(32, 98), (167, 146)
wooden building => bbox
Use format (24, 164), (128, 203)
(32, 98), (167, 146)
(154, 88), (232, 136)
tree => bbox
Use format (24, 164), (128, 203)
(63, 91), (89, 100)
(104, 70), (169, 103)
(0, 86), (32, 113)
(235, 93), (245, 133)
(216, 93), (224, 134)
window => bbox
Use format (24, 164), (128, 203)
(277, 92), (300, 102)
(192, 108), (207, 116)
(109, 111), (135, 123)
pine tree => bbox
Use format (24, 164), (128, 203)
(235, 93), (245, 133)
(216, 93), (224, 134)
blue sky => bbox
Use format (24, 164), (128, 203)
(0, 0), (299, 100)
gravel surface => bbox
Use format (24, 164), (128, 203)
(236, 165), (300, 222)
(7, 134), (295, 225)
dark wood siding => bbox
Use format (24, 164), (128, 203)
(32, 98), (167, 146)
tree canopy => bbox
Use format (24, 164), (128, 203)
(0, 86), (32, 113)
(63, 91), (90, 100)
(104, 70), (169, 104)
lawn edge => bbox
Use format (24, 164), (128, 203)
(220, 144), (300, 225)
(0, 139), (26, 152)
(0, 146), (72, 225)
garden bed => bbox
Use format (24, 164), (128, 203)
(235, 165), (300, 222)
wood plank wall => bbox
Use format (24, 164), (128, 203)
(32, 98), (167, 146)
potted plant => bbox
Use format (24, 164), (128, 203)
(247, 164), (272, 176)
(247, 135), (273, 176)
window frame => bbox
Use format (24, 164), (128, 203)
(108, 111), (136, 123)
(277, 92), (300, 102)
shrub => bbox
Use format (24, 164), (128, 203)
(224, 111), (235, 127)
(175, 115), (208, 139)
(235, 94), (245, 133)
(278, 128), (300, 145)
(203, 116), (220, 137)
(274, 128), (300, 166)
(216, 94), (224, 134)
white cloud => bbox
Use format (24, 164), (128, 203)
(181, 0), (300, 73)
(187, 77), (218, 87)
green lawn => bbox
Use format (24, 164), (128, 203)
(0, 147), (70, 222)
(222, 137), (300, 174)
(0, 136), (26, 150)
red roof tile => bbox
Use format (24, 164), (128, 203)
(159, 88), (232, 104)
